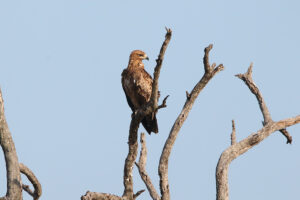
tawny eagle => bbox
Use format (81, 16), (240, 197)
(121, 50), (158, 134)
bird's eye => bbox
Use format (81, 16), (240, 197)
(139, 54), (144, 57)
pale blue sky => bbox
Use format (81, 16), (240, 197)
(0, 1), (299, 200)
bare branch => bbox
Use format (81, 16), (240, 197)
(122, 115), (139, 199)
(216, 65), (300, 200)
(279, 129), (292, 144)
(0, 88), (22, 200)
(150, 28), (172, 108)
(216, 116), (300, 200)
(22, 184), (35, 198)
(230, 120), (236, 145)
(158, 44), (224, 200)
(81, 191), (123, 200)
(235, 63), (272, 125)
(236, 63), (293, 143)
(136, 133), (160, 200)
(133, 190), (145, 200)
(80, 189), (145, 200)
(203, 44), (213, 73)
(157, 95), (169, 111)
(19, 163), (42, 200)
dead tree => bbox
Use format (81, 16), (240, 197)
(1, 29), (298, 200)
(0, 89), (42, 200)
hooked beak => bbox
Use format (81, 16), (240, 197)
(145, 56), (149, 61)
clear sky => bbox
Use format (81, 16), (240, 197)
(0, 0), (299, 200)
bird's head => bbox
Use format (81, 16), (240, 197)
(129, 50), (149, 61)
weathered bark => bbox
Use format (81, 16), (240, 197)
(0, 89), (23, 200)
(82, 28), (172, 200)
(215, 64), (300, 200)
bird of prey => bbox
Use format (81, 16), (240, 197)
(121, 50), (158, 134)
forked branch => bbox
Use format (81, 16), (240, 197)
(216, 64), (300, 200)
(235, 64), (292, 143)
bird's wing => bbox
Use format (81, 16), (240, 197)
(132, 69), (153, 102)
(121, 69), (135, 111)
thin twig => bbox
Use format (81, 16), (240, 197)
(279, 129), (292, 144)
(133, 190), (145, 200)
(157, 95), (169, 110)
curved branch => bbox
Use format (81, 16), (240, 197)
(216, 65), (300, 200)
(216, 116), (300, 200)
(20, 163), (42, 200)
(158, 44), (224, 200)
(0, 88), (22, 200)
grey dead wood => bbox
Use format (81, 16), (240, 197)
(158, 44), (224, 200)
(81, 28), (172, 200)
(135, 44), (224, 200)
(0, 89), (42, 200)
(215, 64), (300, 200)
(0, 88), (23, 200)
(135, 133), (160, 200)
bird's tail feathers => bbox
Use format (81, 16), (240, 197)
(142, 113), (158, 134)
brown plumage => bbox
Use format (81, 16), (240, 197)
(121, 50), (158, 134)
